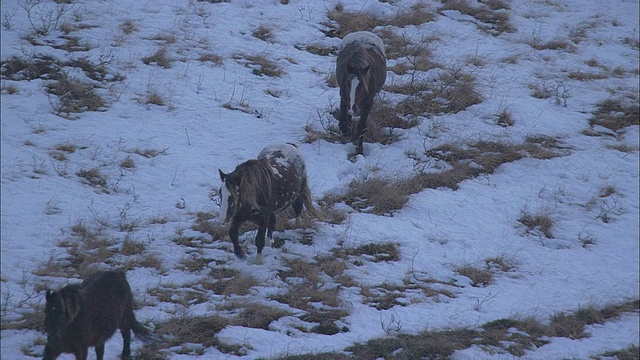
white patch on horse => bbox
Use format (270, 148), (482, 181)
(259, 144), (306, 177)
(339, 31), (385, 57)
(219, 182), (231, 223)
(349, 77), (359, 116)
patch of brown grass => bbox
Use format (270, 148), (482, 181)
(229, 302), (292, 330)
(394, 68), (482, 115)
(438, 0), (515, 35)
(234, 53), (285, 77)
(198, 52), (223, 65)
(142, 47), (172, 68)
(518, 210), (554, 238)
(46, 75), (105, 115)
(387, 2), (435, 27)
(588, 98), (639, 133)
(153, 314), (230, 349)
(454, 265), (493, 287)
(252, 25), (274, 42)
(528, 39), (575, 51)
(324, 5), (383, 38)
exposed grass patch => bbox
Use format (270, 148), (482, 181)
(343, 242), (400, 262)
(527, 38), (575, 51)
(518, 210), (554, 238)
(392, 68), (482, 116)
(454, 265), (493, 287)
(252, 25), (274, 42)
(324, 140), (566, 214)
(234, 53), (285, 77)
(120, 155), (135, 169)
(142, 47), (172, 68)
(198, 52), (223, 65)
(76, 167), (108, 190)
(323, 4), (383, 38)
(271, 258), (348, 334)
(228, 302), (292, 330)
(438, 0), (515, 35)
(387, 2), (435, 27)
(120, 19), (138, 34)
(152, 314), (232, 353)
(495, 107), (515, 127)
(588, 98), (639, 133)
(295, 43), (338, 57)
(46, 74), (106, 116)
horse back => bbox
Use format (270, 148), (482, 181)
(80, 271), (133, 342)
(258, 144), (307, 213)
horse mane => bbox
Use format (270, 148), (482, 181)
(58, 285), (84, 324)
(235, 158), (274, 209)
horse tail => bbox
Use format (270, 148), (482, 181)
(131, 317), (160, 344)
(301, 178), (325, 221)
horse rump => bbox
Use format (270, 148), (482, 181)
(43, 270), (156, 360)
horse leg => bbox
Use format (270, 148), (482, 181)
(95, 343), (105, 360)
(255, 225), (268, 265)
(339, 93), (352, 136)
(356, 100), (373, 155)
(43, 345), (62, 360)
(120, 323), (132, 359)
(266, 213), (276, 247)
(74, 348), (89, 360)
(292, 197), (304, 226)
(229, 220), (245, 258)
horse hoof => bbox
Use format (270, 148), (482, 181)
(255, 254), (264, 265)
(234, 249), (246, 259)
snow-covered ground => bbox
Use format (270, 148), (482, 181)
(1, 0), (638, 359)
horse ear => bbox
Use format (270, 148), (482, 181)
(46, 290), (53, 301)
(362, 65), (371, 75)
(219, 169), (226, 182)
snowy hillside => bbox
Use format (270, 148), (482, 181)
(1, 0), (638, 359)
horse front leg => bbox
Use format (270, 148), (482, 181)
(355, 100), (373, 155)
(229, 220), (245, 258)
(339, 93), (352, 136)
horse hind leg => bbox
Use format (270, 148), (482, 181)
(120, 316), (133, 359)
(95, 343), (105, 360)
(266, 213), (276, 247)
(255, 222), (268, 265)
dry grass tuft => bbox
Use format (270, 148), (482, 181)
(343, 242), (400, 262)
(324, 5), (383, 38)
(46, 75), (105, 115)
(296, 43), (338, 57)
(588, 98), (639, 133)
(252, 25), (274, 42)
(527, 38), (575, 51)
(234, 53), (285, 77)
(454, 265), (493, 287)
(518, 211), (554, 238)
(153, 314), (230, 350)
(142, 47), (172, 68)
(198, 52), (223, 65)
(393, 68), (482, 116)
(495, 107), (515, 127)
(120, 19), (137, 34)
(387, 2), (435, 27)
(438, 0), (515, 35)
(229, 302), (292, 330)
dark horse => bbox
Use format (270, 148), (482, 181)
(219, 144), (318, 263)
(336, 31), (387, 155)
(43, 270), (155, 360)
